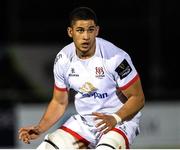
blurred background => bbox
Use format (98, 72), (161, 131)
(0, 0), (180, 148)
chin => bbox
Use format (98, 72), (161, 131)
(80, 48), (89, 52)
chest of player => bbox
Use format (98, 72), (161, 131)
(65, 57), (114, 92)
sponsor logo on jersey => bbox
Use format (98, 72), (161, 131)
(95, 67), (105, 79)
(69, 68), (79, 77)
(80, 82), (97, 93)
(115, 59), (132, 79)
(82, 92), (108, 99)
(79, 82), (108, 99)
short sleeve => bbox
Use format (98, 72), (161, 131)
(114, 52), (139, 90)
(53, 52), (68, 91)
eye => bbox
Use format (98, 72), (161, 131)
(76, 28), (84, 33)
(88, 28), (95, 33)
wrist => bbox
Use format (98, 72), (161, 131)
(34, 125), (44, 134)
(111, 113), (122, 124)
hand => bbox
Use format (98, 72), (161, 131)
(18, 126), (41, 144)
(92, 112), (117, 134)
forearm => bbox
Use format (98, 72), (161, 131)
(116, 95), (145, 121)
(37, 98), (68, 133)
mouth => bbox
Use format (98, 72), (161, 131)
(81, 42), (90, 48)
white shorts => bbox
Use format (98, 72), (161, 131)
(59, 114), (140, 149)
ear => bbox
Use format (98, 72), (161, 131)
(67, 27), (73, 38)
(95, 26), (100, 36)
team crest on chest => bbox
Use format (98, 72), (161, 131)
(95, 67), (105, 79)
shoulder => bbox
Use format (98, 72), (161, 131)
(96, 37), (129, 61)
(97, 38), (135, 74)
(54, 42), (75, 65)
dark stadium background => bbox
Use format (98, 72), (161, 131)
(0, 0), (179, 148)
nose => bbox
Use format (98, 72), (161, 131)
(83, 31), (90, 40)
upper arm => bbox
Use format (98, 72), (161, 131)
(52, 87), (69, 106)
(121, 77), (145, 102)
(119, 77), (145, 121)
(113, 52), (139, 90)
(53, 52), (68, 90)
(53, 51), (70, 105)
(113, 52), (145, 103)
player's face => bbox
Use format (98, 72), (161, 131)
(67, 20), (99, 58)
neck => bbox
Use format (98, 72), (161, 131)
(76, 45), (96, 59)
(77, 51), (94, 59)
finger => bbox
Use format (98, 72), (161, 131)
(23, 137), (30, 144)
(103, 124), (115, 134)
(19, 130), (29, 139)
(18, 128), (29, 133)
(102, 126), (112, 134)
(96, 120), (105, 127)
(93, 113), (105, 121)
(26, 133), (31, 140)
(97, 124), (107, 132)
(93, 117), (102, 121)
(19, 131), (26, 140)
(20, 134), (29, 143)
(73, 140), (87, 149)
(19, 126), (36, 133)
(92, 112), (104, 117)
(19, 132), (31, 141)
(24, 133), (32, 143)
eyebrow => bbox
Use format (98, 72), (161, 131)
(75, 25), (96, 29)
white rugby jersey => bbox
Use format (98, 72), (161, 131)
(54, 37), (141, 121)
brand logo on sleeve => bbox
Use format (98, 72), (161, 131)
(115, 59), (132, 79)
(54, 54), (62, 64)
